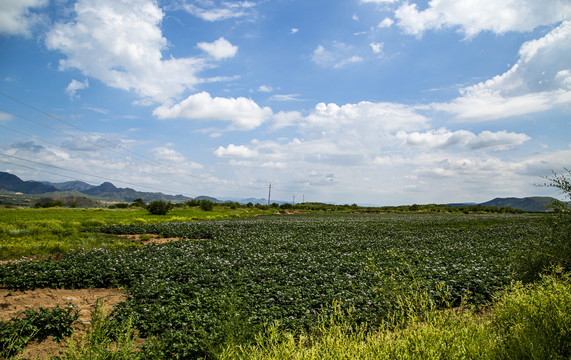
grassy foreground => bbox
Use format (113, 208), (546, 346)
(51, 269), (570, 360)
(219, 270), (571, 360)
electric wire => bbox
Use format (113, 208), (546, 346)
(0, 91), (165, 168)
(0, 94), (208, 182)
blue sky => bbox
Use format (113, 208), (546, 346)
(0, 0), (570, 205)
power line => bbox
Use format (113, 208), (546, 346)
(0, 91), (187, 172)
(0, 93), (208, 182)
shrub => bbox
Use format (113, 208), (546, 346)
(146, 201), (173, 215)
(200, 200), (214, 211)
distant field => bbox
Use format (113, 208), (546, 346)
(0, 206), (275, 259)
(0, 212), (550, 358)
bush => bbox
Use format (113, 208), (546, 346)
(200, 200), (214, 211)
(146, 201), (173, 215)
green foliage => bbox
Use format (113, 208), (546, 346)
(221, 269), (571, 360)
(493, 268), (571, 359)
(146, 200), (173, 215)
(199, 199), (214, 211)
(0, 214), (549, 358)
(34, 200), (64, 208)
(0, 305), (80, 358)
(514, 169), (571, 282)
(59, 301), (141, 360)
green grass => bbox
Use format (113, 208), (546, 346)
(220, 270), (571, 360)
(0, 206), (276, 259)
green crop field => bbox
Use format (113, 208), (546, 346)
(1, 212), (556, 359)
(0, 206), (275, 259)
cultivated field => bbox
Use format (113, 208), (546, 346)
(2, 210), (563, 359)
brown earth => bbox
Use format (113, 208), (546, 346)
(118, 233), (181, 245)
(0, 236), (184, 358)
(1, 287), (126, 359)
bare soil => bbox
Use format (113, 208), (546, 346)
(1, 287), (126, 359)
(118, 233), (181, 245)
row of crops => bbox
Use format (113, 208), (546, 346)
(0, 213), (549, 358)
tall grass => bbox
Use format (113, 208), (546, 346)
(219, 269), (571, 360)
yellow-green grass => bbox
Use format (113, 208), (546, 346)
(0, 206), (276, 259)
(220, 270), (571, 360)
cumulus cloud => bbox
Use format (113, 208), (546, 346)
(45, 0), (208, 104)
(153, 91), (273, 130)
(0, 0), (47, 36)
(397, 129), (531, 151)
(65, 79), (89, 100)
(197, 37), (238, 60)
(182, 0), (256, 21)
(214, 144), (258, 158)
(394, 0), (571, 38)
(435, 21), (571, 121)
(303, 101), (429, 133)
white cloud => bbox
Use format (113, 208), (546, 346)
(65, 79), (89, 100)
(378, 17), (394, 28)
(153, 147), (186, 163)
(214, 144), (257, 158)
(45, 0), (208, 104)
(291, 28), (299, 34)
(311, 43), (363, 69)
(258, 85), (273, 92)
(0, 0), (47, 36)
(394, 0), (571, 38)
(153, 91), (273, 130)
(303, 101), (428, 133)
(436, 21), (571, 121)
(397, 129), (531, 151)
(197, 37), (238, 60)
(370, 42), (383, 54)
(182, 1), (256, 21)
(270, 94), (303, 102)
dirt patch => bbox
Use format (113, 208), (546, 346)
(118, 233), (181, 245)
(0, 287), (126, 359)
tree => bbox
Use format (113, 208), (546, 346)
(147, 200), (173, 215)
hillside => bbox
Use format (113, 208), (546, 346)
(0, 172), (192, 203)
(479, 197), (557, 212)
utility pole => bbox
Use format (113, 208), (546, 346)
(293, 194), (295, 205)
(303, 194), (305, 203)
(268, 182), (272, 205)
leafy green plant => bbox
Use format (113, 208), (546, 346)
(0, 305), (80, 358)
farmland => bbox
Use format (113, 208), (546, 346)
(0, 211), (553, 358)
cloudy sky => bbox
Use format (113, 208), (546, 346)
(0, 0), (570, 205)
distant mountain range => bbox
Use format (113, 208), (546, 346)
(0, 171), (562, 211)
(1, 172), (192, 203)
